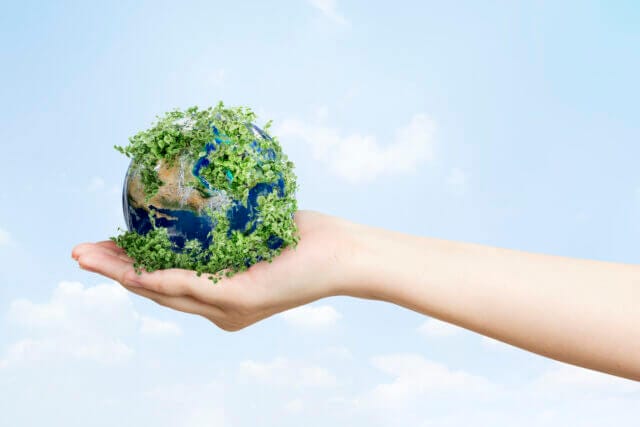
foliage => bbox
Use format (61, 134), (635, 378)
(111, 103), (299, 282)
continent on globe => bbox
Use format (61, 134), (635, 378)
(112, 103), (299, 282)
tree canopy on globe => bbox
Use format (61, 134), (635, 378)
(111, 102), (299, 283)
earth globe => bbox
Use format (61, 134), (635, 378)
(116, 104), (298, 277)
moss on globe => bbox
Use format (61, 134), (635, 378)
(111, 102), (299, 283)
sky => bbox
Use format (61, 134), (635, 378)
(1, 0), (639, 425)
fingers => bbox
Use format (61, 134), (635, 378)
(127, 268), (202, 295)
(124, 285), (222, 319)
(73, 241), (275, 332)
(74, 245), (224, 319)
(127, 266), (236, 305)
(72, 241), (132, 262)
(73, 242), (233, 305)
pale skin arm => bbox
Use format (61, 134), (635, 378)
(72, 210), (640, 381)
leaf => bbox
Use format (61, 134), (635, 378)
(112, 103), (300, 281)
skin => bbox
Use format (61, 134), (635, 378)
(72, 210), (640, 381)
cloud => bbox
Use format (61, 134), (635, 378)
(533, 362), (640, 395)
(1, 282), (181, 367)
(1, 337), (134, 365)
(308, 0), (349, 26)
(366, 353), (496, 408)
(0, 227), (10, 245)
(417, 318), (462, 337)
(239, 357), (338, 388)
(140, 315), (182, 336)
(280, 304), (341, 330)
(7, 282), (136, 332)
(356, 355), (638, 425)
(277, 113), (436, 183)
(146, 382), (227, 427)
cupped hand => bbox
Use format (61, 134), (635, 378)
(71, 210), (360, 331)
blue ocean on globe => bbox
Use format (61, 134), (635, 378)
(122, 122), (285, 254)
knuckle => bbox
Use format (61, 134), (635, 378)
(152, 279), (169, 294)
(122, 270), (140, 287)
(176, 280), (194, 297)
(151, 271), (191, 297)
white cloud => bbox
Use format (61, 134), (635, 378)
(446, 167), (467, 195)
(366, 353), (496, 408)
(354, 355), (637, 425)
(2, 336), (134, 365)
(533, 362), (640, 395)
(87, 176), (105, 192)
(0, 227), (11, 245)
(417, 318), (461, 337)
(7, 282), (136, 333)
(308, 0), (349, 26)
(146, 382), (227, 427)
(140, 315), (182, 336)
(1, 281), (181, 368)
(239, 357), (338, 388)
(277, 113), (436, 183)
(280, 304), (341, 329)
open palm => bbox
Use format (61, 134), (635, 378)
(72, 210), (357, 331)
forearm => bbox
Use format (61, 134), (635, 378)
(341, 221), (640, 381)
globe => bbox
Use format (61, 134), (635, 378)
(122, 121), (288, 257)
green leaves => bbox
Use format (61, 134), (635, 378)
(112, 102), (299, 282)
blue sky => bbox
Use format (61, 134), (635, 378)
(1, 0), (639, 425)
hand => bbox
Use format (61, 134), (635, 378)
(72, 210), (359, 331)
(73, 209), (640, 380)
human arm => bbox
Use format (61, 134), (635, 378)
(345, 217), (640, 381)
(72, 210), (640, 381)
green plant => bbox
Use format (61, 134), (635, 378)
(111, 102), (299, 283)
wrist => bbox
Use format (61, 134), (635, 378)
(335, 218), (440, 310)
(297, 211), (418, 304)
(333, 218), (397, 301)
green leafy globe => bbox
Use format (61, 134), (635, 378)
(112, 103), (299, 282)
